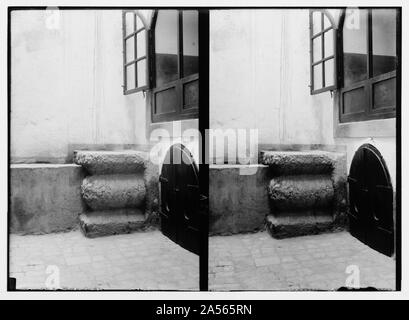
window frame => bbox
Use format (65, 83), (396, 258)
(122, 10), (150, 95)
(150, 10), (199, 123)
(338, 8), (398, 123)
(309, 9), (338, 95)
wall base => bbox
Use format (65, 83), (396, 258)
(10, 164), (86, 234)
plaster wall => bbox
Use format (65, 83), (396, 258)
(11, 10), (147, 163)
(210, 10), (335, 146)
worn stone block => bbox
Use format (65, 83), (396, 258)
(75, 150), (159, 225)
(266, 214), (342, 239)
(261, 150), (347, 239)
(79, 209), (146, 238)
(81, 174), (146, 210)
(143, 158), (160, 226)
(260, 150), (335, 174)
(268, 175), (334, 210)
(74, 150), (147, 175)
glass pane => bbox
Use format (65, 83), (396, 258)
(125, 37), (135, 63)
(373, 78), (396, 109)
(343, 9), (368, 86)
(323, 13), (331, 29)
(324, 29), (334, 58)
(313, 36), (322, 62)
(137, 59), (147, 87)
(155, 88), (177, 114)
(136, 14), (145, 30)
(125, 12), (134, 36)
(324, 59), (334, 87)
(313, 63), (323, 90)
(182, 10), (199, 77)
(126, 63), (136, 90)
(137, 30), (146, 58)
(372, 9), (397, 77)
(312, 11), (322, 35)
(343, 87), (366, 114)
(155, 10), (179, 86)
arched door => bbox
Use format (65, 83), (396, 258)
(348, 144), (394, 256)
(159, 144), (200, 255)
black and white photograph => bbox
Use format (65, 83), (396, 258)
(8, 8), (203, 290)
(207, 7), (399, 291)
(4, 1), (403, 296)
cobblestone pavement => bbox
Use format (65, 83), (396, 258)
(209, 231), (396, 291)
(10, 230), (199, 290)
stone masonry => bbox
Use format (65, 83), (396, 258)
(261, 150), (347, 238)
(74, 150), (159, 237)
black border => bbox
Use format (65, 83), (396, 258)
(7, 4), (11, 292)
(7, 6), (401, 293)
(198, 10), (209, 291)
(395, 7), (402, 292)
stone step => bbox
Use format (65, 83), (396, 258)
(81, 174), (146, 210)
(79, 209), (146, 238)
(260, 150), (338, 174)
(74, 150), (148, 175)
(265, 213), (338, 239)
(268, 175), (334, 211)
(261, 150), (347, 238)
(266, 172), (340, 238)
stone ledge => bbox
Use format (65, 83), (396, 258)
(260, 150), (340, 174)
(79, 209), (147, 238)
(266, 214), (343, 239)
(74, 150), (148, 175)
(81, 174), (146, 210)
(268, 175), (334, 210)
(11, 163), (82, 169)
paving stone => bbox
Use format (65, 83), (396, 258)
(254, 257), (281, 267)
(209, 231), (395, 291)
(9, 230), (198, 290)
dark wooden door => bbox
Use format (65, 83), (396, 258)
(348, 144), (394, 256)
(159, 144), (200, 255)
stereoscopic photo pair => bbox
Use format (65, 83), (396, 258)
(8, 7), (400, 291)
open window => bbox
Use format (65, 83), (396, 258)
(339, 8), (398, 123)
(122, 10), (149, 94)
(151, 10), (199, 123)
(122, 9), (199, 123)
(309, 9), (338, 94)
(309, 8), (399, 123)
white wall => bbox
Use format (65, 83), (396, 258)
(11, 10), (147, 163)
(210, 10), (335, 146)
(337, 137), (396, 188)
